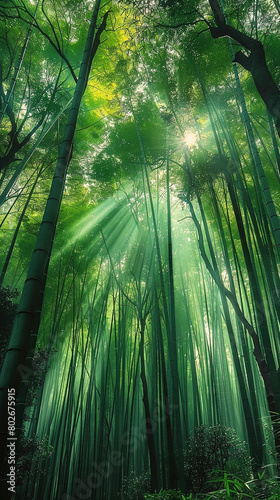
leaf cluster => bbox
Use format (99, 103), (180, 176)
(118, 471), (151, 500)
(184, 425), (253, 494)
(16, 433), (53, 494)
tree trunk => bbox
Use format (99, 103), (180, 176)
(139, 316), (159, 493)
(0, 1), (108, 495)
(210, 22), (280, 137)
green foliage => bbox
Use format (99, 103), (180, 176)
(205, 472), (254, 498)
(15, 433), (53, 497)
(118, 472), (151, 500)
(203, 471), (280, 499)
(246, 471), (280, 499)
(184, 425), (252, 494)
(142, 473), (280, 499)
(179, 153), (238, 201)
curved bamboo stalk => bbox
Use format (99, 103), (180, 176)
(209, 0), (280, 251)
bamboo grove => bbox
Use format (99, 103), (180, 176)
(0, 0), (280, 498)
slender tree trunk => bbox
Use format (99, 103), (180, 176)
(267, 109), (280, 176)
(166, 130), (185, 490)
(0, 95), (71, 206)
(0, 165), (45, 287)
(139, 313), (159, 493)
(0, 0), (39, 126)
(153, 291), (178, 489)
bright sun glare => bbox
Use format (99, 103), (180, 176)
(183, 130), (198, 148)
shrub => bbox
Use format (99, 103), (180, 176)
(184, 425), (252, 494)
(118, 471), (151, 500)
(247, 471), (280, 500)
(15, 433), (53, 498)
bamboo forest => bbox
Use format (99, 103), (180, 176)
(1, 0), (280, 498)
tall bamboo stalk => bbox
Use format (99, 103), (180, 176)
(0, 0), (107, 491)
